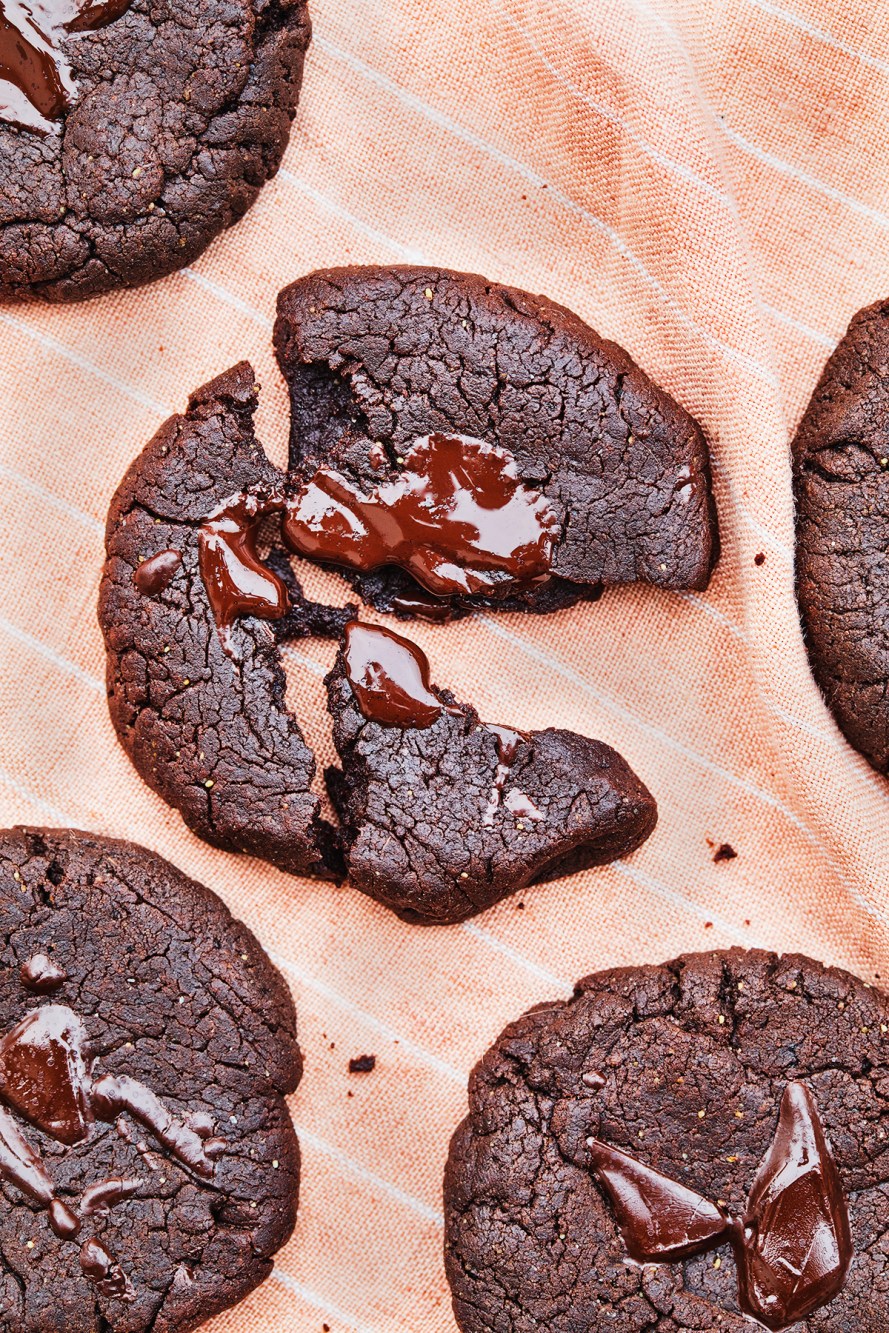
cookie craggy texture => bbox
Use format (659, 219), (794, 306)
(326, 647), (658, 924)
(0, 0), (310, 301)
(794, 298), (889, 773)
(445, 948), (889, 1331)
(99, 362), (345, 878)
(274, 265), (719, 619)
(0, 826), (301, 1333)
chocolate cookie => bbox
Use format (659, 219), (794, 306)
(445, 947), (889, 1331)
(0, 0), (309, 301)
(98, 362), (346, 879)
(273, 265), (719, 621)
(0, 825), (301, 1331)
(794, 298), (889, 773)
(325, 621), (657, 923)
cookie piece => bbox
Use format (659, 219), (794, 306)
(0, 826), (301, 1332)
(445, 947), (889, 1331)
(793, 298), (889, 772)
(325, 620), (657, 923)
(274, 265), (718, 620)
(98, 361), (347, 878)
(0, 0), (309, 301)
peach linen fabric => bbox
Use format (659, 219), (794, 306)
(2, 0), (889, 1327)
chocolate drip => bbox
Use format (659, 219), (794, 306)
(20, 954), (66, 994)
(91, 1074), (219, 1181)
(482, 725), (529, 826)
(133, 549), (182, 596)
(0, 0), (131, 134)
(342, 620), (451, 729)
(80, 1177), (142, 1217)
(282, 433), (558, 597)
(390, 588), (454, 623)
(736, 1082), (852, 1329)
(80, 1237), (131, 1299)
(0, 1104), (80, 1237)
(198, 492), (289, 634)
(586, 1138), (729, 1262)
(503, 788), (544, 821)
(587, 1081), (852, 1330)
(0, 1006), (92, 1145)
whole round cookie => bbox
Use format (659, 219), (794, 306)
(445, 947), (889, 1331)
(794, 298), (889, 772)
(0, 826), (301, 1332)
(0, 0), (310, 301)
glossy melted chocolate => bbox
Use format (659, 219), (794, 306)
(196, 433), (558, 643)
(587, 1080), (852, 1330)
(20, 952), (67, 994)
(283, 433), (558, 597)
(0, 0), (131, 134)
(342, 620), (448, 729)
(133, 549), (182, 596)
(0, 1002), (225, 1266)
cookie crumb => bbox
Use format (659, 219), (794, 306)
(713, 843), (737, 863)
(348, 1054), (376, 1074)
(754, 552), (765, 565)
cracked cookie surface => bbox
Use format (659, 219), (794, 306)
(0, 0), (309, 301)
(325, 622), (657, 924)
(0, 825), (301, 1332)
(794, 298), (889, 773)
(274, 265), (718, 620)
(444, 947), (889, 1331)
(98, 361), (346, 878)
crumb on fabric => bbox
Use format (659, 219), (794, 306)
(348, 1055), (376, 1074)
(713, 843), (737, 863)
(754, 552), (765, 565)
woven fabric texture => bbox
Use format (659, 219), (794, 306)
(2, 0), (888, 1328)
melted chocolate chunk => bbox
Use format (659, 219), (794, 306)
(342, 620), (451, 729)
(79, 1236), (131, 1299)
(0, 1103), (80, 1237)
(198, 492), (289, 634)
(91, 1074), (219, 1181)
(0, 1005), (92, 1145)
(482, 725), (528, 826)
(133, 550), (182, 597)
(80, 1177), (142, 1217)
(282, 433), (559, 597)
(586, 1138), (730, 1263)
(587, 1080), (852, 1330)
(20, 953), (66, 993)
(737, 1081), (852, 1329)
(0, 0), (131, 134)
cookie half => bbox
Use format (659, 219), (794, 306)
(325, 621), (657, 923)
(98, 362), (345, 878)
(445, 947), (889, 1330)
(0, 826), (300, 1332)
(274, 265), (719, 620)
(0, 0), (309, 301)
(794, 298), (889, 772)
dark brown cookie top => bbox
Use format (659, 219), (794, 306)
(98, 361), (346, 879)
(325, 621), (657, 924)
(0, 826), (301, 1333)
(274, 265), (718, 620)
(793, 298), (889, 773)
(0, 0), (309, 302)
(445, 947), (889, 1331)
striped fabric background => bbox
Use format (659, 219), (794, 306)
(2, 0), (889, 1327)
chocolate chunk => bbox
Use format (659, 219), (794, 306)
(445, 948), (886, 1331)
(794, 298), (889, 772)
(275, 266), (718, 619)
(20, 953), (66, 993)
(99, 364), (345, 879)
(326, 621), (657, 923)
(0, 0), (309, 300)
(0, 825), (301, 1330)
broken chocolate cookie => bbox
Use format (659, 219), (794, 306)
(325, 621), (657, 923)
(0, 0), (310, 301)
(445, 947), (888, 1331)
(0, 825), (301, 1331)
(274, 265), (719, 620)
(98, 361), (347, 878)
(794, 297), (889, 773)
